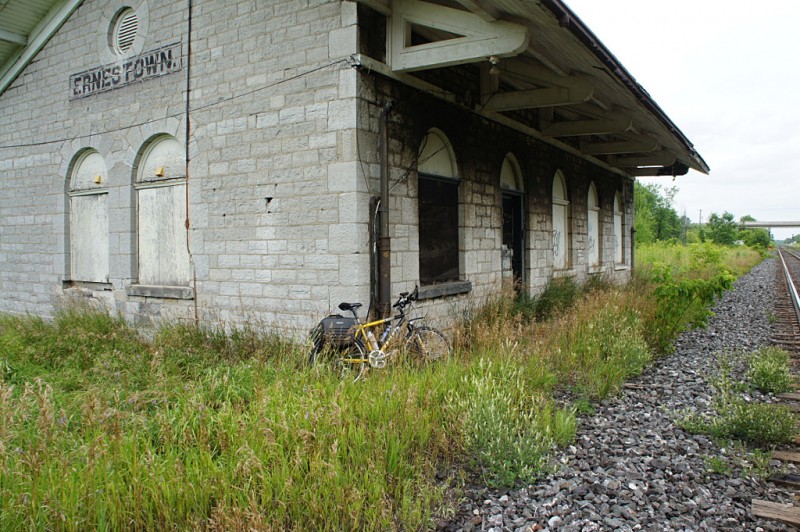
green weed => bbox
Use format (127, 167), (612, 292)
(748, 346), (792, 394)
(679, 351), (796, 446)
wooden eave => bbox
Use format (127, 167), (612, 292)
(355, 0), (708, 178)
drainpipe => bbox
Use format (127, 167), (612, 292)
(630, 226), (636, 276)
(377, 101), (394, 316)
(185, 0), (198, 324)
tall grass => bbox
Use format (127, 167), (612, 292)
(0, 243), (759, 529)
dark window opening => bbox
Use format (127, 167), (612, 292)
(419, 175), (459, 285)
(502, 193), (524, 283)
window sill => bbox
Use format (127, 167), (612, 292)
(588, 266), (604, 275)
(417, 280), (472, 300)
(614, 265), (630, 271)
(552, 269), (576, 278)
(63, 281), (113, 291)
(127, 284), (194, 300)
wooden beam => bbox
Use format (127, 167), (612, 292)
(772, 451), (800, 463)
(582, 139), (660, 156)
(0, 28), (27, 46)
(627, 163), (687, 177)
(390, 0), (529, 73)
(352, 54), (633, 180)
(501, 57), (585, 88)
(608, 151), (677, 168)
(483, 85), (593, 112)
(752, 500), (800, 527)
(452, 0), (501, 22)
(542, 115), (632, 137)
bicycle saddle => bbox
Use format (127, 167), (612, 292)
(338, 302), (362, 311)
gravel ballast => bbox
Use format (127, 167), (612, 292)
(445, 258), (797, 531)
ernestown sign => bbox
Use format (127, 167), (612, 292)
(69, 42), (182, 100)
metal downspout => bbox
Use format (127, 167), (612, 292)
(185, 0), (198, 324)
(377, 101), (394, 316)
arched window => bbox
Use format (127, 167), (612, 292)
(68, 149), (109, 283)
(587, 182), (600, 267)
(501, 154), (524, 283)
(614, 192), (624, 264)
(134, 135), (190, 287)
(418, 129), (460, 285)
(552, 171), (570, 269)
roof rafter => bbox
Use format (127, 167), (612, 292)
(484, 84), (593, 111)
(0, 28), (27, 46)
(581, 137), (660, 156)
(608, 150), (677, 168)
(543, 111), (632, 137)
(451, 0), (501, 22)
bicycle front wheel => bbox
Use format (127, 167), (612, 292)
(405, 326), (450, 363)
(339, 339), (368, 382)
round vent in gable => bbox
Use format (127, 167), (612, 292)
(111, 7), (138, 55)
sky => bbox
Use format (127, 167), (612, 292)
(564, 0), (800, 240)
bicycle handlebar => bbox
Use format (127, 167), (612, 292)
(392, 286), (419, 311)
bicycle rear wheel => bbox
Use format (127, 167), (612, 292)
(405, 326), (450, 362)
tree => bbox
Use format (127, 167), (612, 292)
(634, 182), (681, 244)
(737, 215), (772, 250)
(706, 211), (737, 246)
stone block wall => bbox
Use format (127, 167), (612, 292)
(0, 0), (365, 333)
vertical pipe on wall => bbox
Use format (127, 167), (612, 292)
(377, 101), (394, 316)
(185, 0), (198, 324)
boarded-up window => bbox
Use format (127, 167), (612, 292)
(614, 192), (624, 264)
(69, 150), (109, 283)
(552, 171), (569, 269)
(587, 182), (600, 267)
(135, 136), (190, 287)
(418, 129), (460, 285)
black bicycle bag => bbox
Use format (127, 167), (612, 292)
(317, 314), (357, 348)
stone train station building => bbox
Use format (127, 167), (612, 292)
(0, 0), (707, 330)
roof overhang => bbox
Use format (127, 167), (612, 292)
(0, 0), (84, 95)
(355, 0), (709, 178)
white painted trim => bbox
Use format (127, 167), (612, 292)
(390, 0), (528, 72)
(0, 0), (84, 95)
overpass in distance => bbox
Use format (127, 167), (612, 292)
(741, 221), (800, 229)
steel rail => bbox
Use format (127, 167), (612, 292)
(777, 247), (800, 325)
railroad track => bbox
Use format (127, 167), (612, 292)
(753, 247), (800, 527)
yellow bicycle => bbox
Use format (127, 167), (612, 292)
(310, 288), (450, 380)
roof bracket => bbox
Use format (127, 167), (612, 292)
(389, 0), (529, 73)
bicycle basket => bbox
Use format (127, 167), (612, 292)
(318, 314), (357, 347)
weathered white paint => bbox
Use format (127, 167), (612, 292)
(69, 150), (109, 283)
(137, 183), (190, 286)
(614, 192), (623, 264)
(587, 181), (599, 266)
(70, 193), (109, 282)
(136, 135), (190, 287)
(552, 170), (569, 270)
